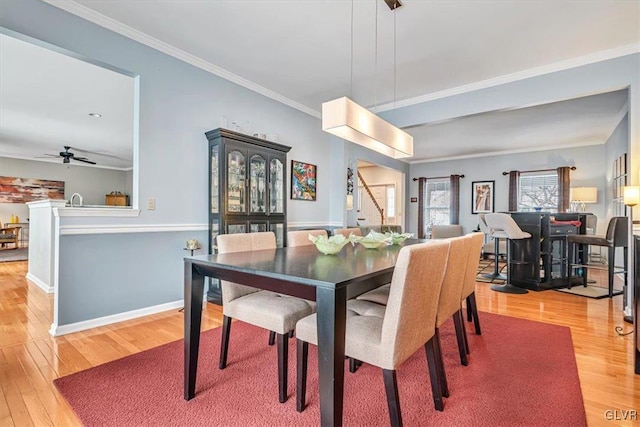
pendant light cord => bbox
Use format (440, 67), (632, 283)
(393, 7), (397, 124)
(374, 0), (378, 114)
(350, 0), (354, 99)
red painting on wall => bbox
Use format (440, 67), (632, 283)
(0, 176), (65, 203)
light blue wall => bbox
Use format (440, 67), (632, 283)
(4, 0), (638, 327)
(605, 112), (630, 218)
(2, 0), (340, 327)
(408, 144), (607, 236)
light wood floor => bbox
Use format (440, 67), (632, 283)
(1, 260), (639, 426)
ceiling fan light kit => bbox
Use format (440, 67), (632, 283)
(56, 146), (97, 165)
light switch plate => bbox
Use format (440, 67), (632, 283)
(147, 198), (156, 210)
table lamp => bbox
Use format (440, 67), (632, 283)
(570, 187), (598, 212)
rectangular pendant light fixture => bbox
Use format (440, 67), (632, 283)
(322, 97), (413, 159)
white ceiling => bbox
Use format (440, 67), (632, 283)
(2, 0), (639, 167)
(0, 33), (134, 169)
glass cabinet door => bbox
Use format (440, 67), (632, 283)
(227, 150), (246, 213)
(269, 222), (284, 247)
(270, 158), (284, 214)
(249, 154), (267, 214)
(210, 147), (219, 214)
(250, 221), (268, 233)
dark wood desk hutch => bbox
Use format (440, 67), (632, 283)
(205, 128), (291, 304)
(509, 212), (590, 291)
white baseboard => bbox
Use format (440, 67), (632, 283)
(26, 272), (54, 294)
(49, 299), (184, 336)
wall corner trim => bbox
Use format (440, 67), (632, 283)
(26, 273), (54, 294)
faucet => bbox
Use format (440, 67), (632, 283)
(70, 193), (83, 207)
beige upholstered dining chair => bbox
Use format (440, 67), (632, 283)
(216, 232), (315, 404)
(431, 224), (463, 239)
(433, 234), (472, 394)
(461, 232), (485, 337)
(333, 227), (363, 237)
(287, 229), (327, 247)
(295, 240), (451, 422)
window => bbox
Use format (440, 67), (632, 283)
(386, 185), (395, 218)
(424, 178), (450, 233)
(518, 172), (558, 211)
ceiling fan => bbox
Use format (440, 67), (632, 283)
(43, 146), (97, 164)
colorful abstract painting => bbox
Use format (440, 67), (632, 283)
(0, 176), (65, 203)
(291, 160), (316, 201)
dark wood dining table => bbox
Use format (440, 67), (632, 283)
(183, 240), (422, 426)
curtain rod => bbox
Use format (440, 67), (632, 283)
(412, 175), (465, 181)
(501, 166), (576, 175)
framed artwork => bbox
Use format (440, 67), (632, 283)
(0, 176), (65, 203)
(472, 180), (494, 214)
(291, 160), (317, 201)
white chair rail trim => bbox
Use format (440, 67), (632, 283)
(59, 223), (208, 235)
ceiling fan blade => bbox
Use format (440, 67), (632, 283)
(70, 147), (128, 161)
(37, 154), (60, 158)
(73, 157), (96, 165)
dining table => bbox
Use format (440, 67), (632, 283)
(183, 239), (423, 426)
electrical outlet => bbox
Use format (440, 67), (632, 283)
(147, 198), (156, 210)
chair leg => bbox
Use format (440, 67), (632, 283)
(432, 329), (449, 397)
(219, 315), (232, 369)
(268, 331), (275, 346)
(466, 297), (472, 322)
(382, 369), (403, 427)
(460, 311), (470, 355)
(277, 332), (289, 403)
(453, 311), (469, 366)
(608, 246), (615, 298)
(349, 357), (358, 373)
(296, 339), (308, 412)
(469, 292), (482, 335)
(425, 337), (444, 411)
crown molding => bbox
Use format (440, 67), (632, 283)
(378, 43), (640, 113)
(410, 141), (604, 165)
(42, 0), (321, 119)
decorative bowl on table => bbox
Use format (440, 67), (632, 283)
(354, 231), (392, 249)
(386, 232), (414, 245)
(308, 233), (352, 255)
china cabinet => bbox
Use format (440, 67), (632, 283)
(204, 128), (290, 303)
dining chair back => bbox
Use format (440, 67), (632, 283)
(295, 240), (451, 421)
(287, 229), (328, 247)
(333, 227), (363, 237)
(215, 231), (315, 404)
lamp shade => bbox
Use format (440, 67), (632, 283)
(322, 97), (413, 159)
(570, 187), (597, 203)
(624, 186), (640, 207)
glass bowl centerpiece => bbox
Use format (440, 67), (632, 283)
(385, 232), (414, 245)
(308, 233), (353, 255)
(354, 231), (392, 249)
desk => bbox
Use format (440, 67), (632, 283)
(184, 241), (420, 426)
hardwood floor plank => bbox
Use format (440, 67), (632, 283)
(2, 259), (638, 426)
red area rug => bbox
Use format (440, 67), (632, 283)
(54, 313), (586, 426)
